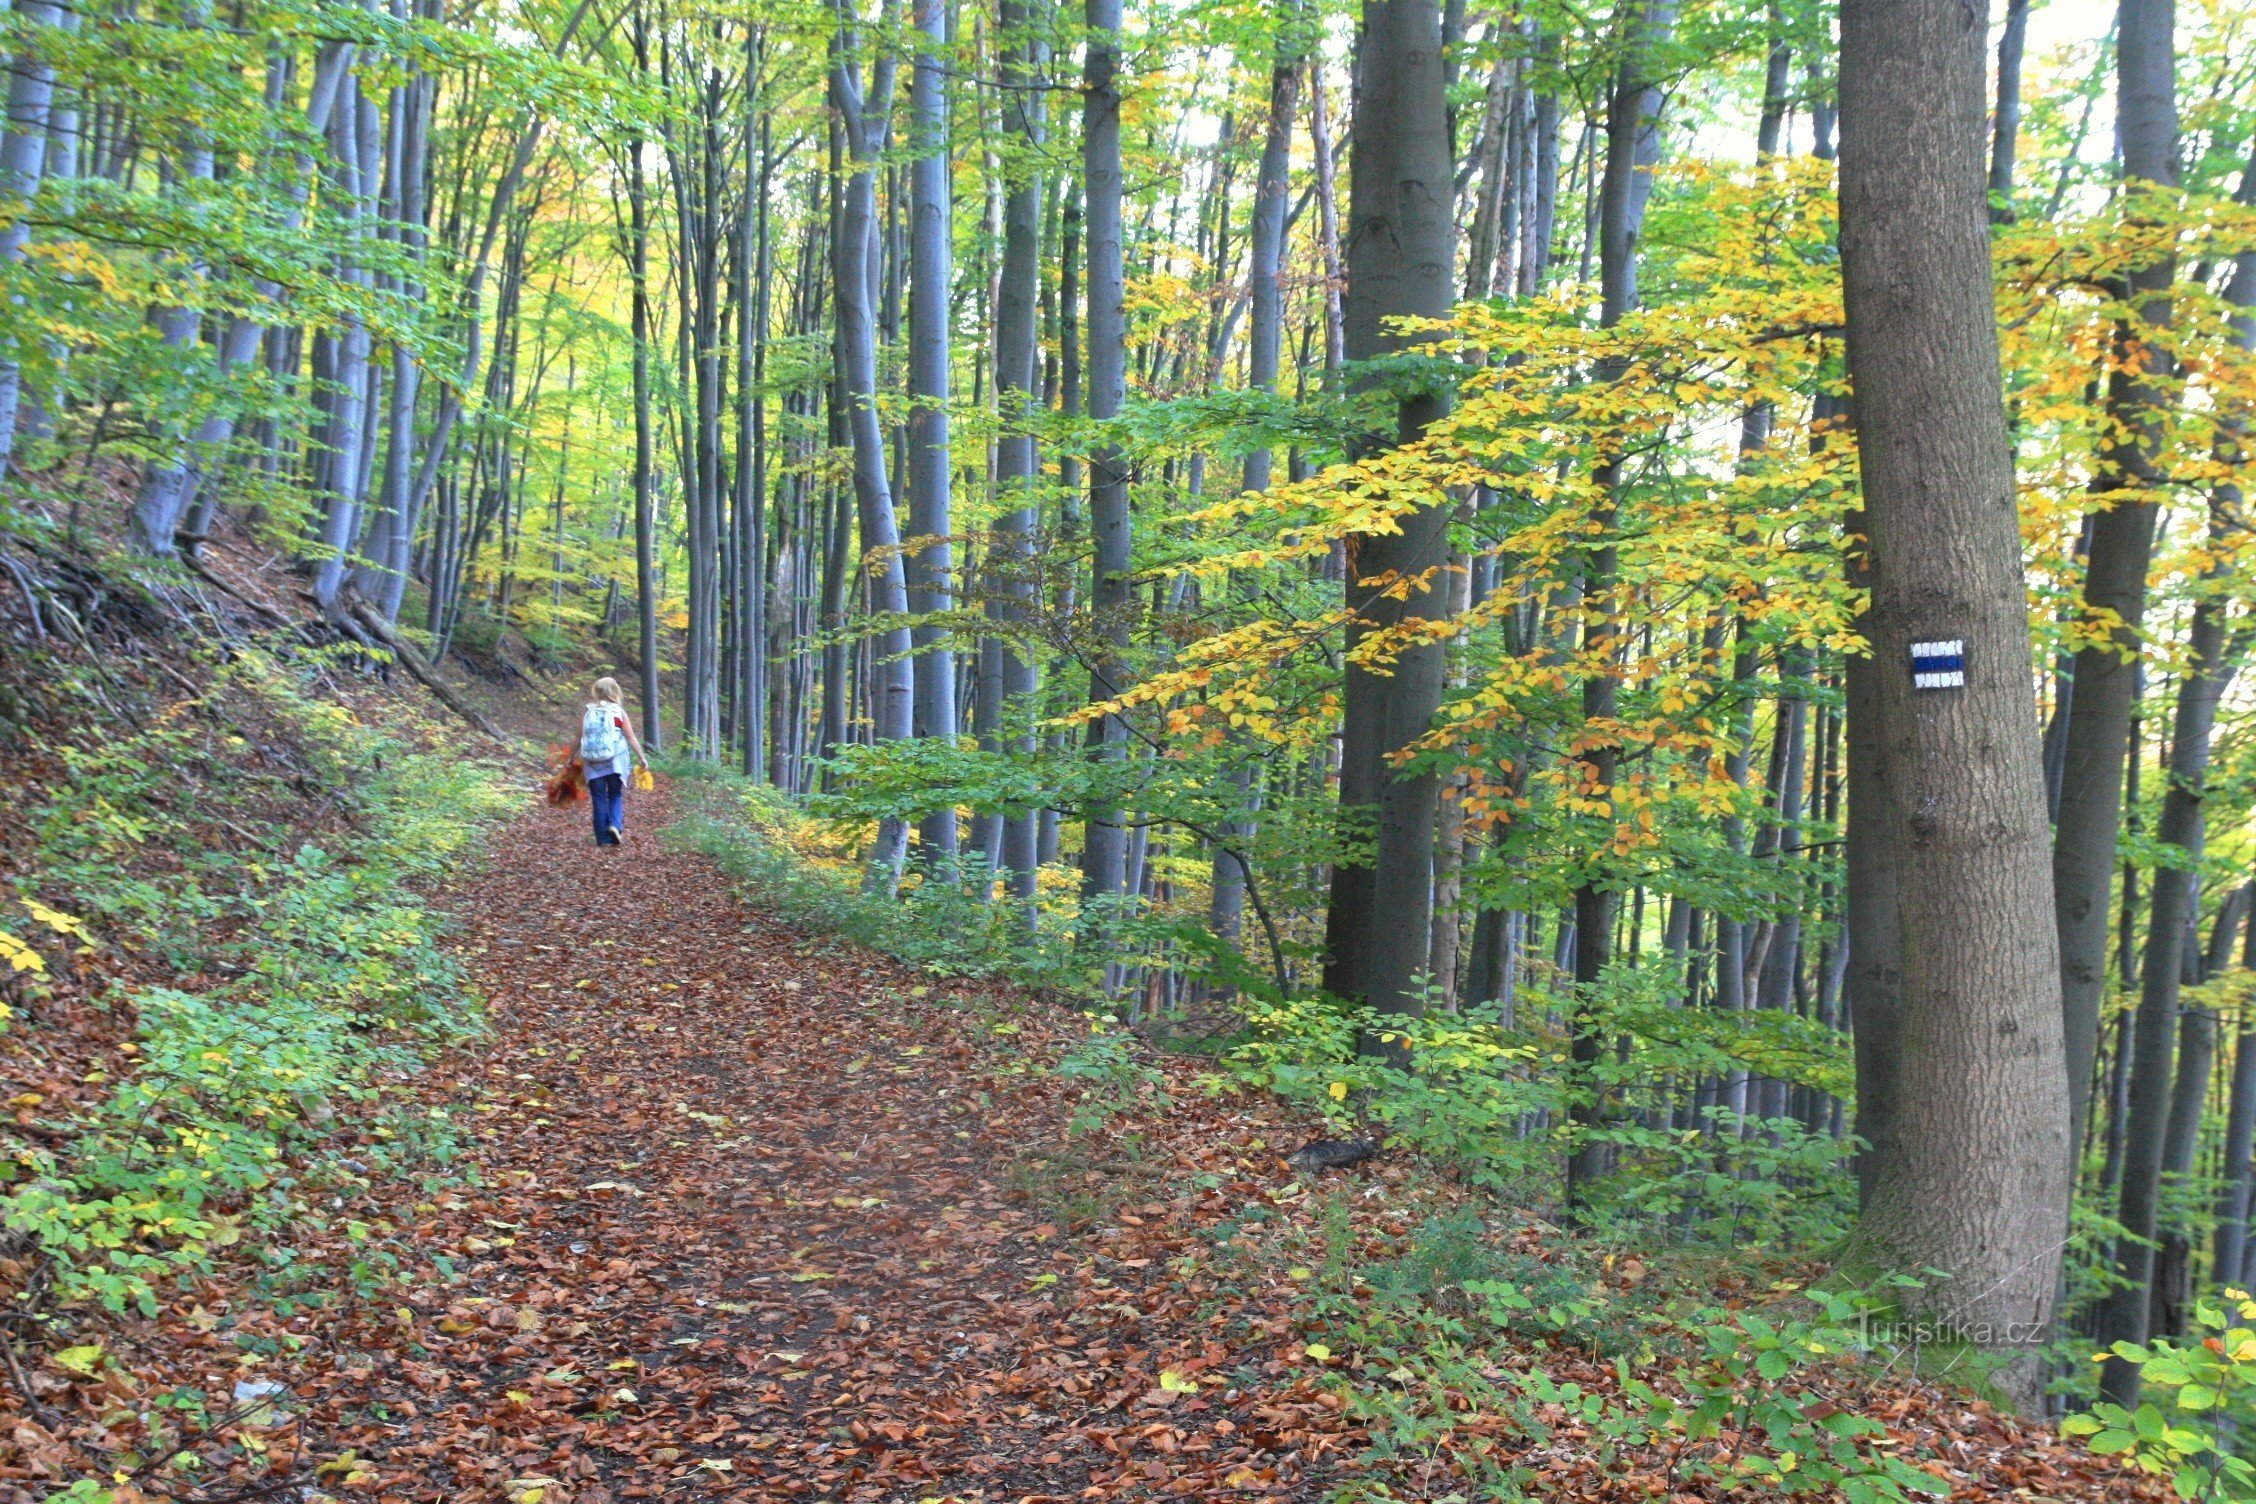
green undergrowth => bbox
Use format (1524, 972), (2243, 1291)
(1224, 985), (1861, 1253)
(1204, 1203), (1960, 1504)
(2, 647), (514, 1318)
(659, 759), (2040, 1501)
(662, 760), (1125, 1001)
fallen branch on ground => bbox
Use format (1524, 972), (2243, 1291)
(346, 599), (512, 745)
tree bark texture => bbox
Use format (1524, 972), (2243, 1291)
(1321, 0), (1456, 1047)
(1837, 0), (2071, 1412)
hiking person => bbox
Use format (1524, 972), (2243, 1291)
(578, 677), (647, 846)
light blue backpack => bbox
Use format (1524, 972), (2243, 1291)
(579, 703), (626, 767)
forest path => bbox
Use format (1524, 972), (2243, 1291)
(303, 777), (1353, 1503)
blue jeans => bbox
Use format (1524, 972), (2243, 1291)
(589, 773), (625, 844)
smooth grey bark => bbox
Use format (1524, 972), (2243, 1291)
(662, 39), (727, 760)
(2098, 136), (2253, 1397)
(312, 74), (379, 611)
(1307, 68), (1346, 379)
(1079, 0), (1132, 913)
(128, 0), (223, 551)
(2106, 571), (2239, 1357)
(831, 2), (913, 890)
(1756, 4), (1790, 160)
(741, 91), (771, 780)
(2207, 157), (2256, 1293)
(1754, 645), (1812, 1116)
(1988, 0), (2031, 221)
(2218, 893), (2256, 1288)
(12, 0), (79, 449)
(1837, 0), (2071, 1413)
(1462, 54), (1514, 300)
(2056, 0), (2178, 1160)
(1036, 184), (1081, 875)
(356, 2), (433, 614)
(1428, 550), (1473, 1002)
(133, 42), (357, 556)
(10, 0), (74, 450)
(1565, 0), (1672, 1211)
(1718, 626), (1764, 1124)
(626, 8), (663, 751)
(908, 0), (958, 861)
(1212, 12), (1302, 962)
(1320, 0), (1456, 1048)
(992, 0), (1044, 905)
(1522, 30), (1560, 296)
(0, 0), (61, 473)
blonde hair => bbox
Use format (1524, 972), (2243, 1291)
(593, 677), (623, 704)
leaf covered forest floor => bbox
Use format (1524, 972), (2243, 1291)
(0, 617), (2163, 1503)
(178, 777), (2151, 1504)
(214, 778), (1367, 1502)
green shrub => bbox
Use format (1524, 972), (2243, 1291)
(3, 652), (512, 1315)
(664, 772), (1113, 1000)
(2065, 1290), (2256, 1502)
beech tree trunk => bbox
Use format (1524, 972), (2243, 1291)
(1565, 0), (1672, 1211)
(1079, 0), (1132, 915)
(831, 7), (913, 888)
(990, 0), (1044, 907)
(2096, 132), (2252, 1399)
(1988, 0), (2030, 221)
(0, 0), (62, 473)
(741, 85), (772, 780)
(1321, 0), (1455, 1050)
(1212, 14), (1301, 965)
(2054, 0), (2177, 1158)
(908, 0), (958, 862)
(1837, 0), (2071, 1414)
(2206, 155), (2256, 1293)
(356, 7), (432, 616)
(627, 9), (664, 751)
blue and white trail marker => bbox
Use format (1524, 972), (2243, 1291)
(1910, 638), (1966, 690)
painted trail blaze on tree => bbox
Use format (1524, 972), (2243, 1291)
(1908, 638), (1966, 689)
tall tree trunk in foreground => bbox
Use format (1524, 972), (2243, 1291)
(831, 7), (913, 889)
(992, 0), (1044, 906)
(2054, 0), (2177, 1159)
(1837, 0), (2071, 1415)
(627, 17), (664, 752)
(908, 0), (959, 863)
(1322, 0), (1455, 1052)
(1079, 0), (1132, 917)
(0, 0), (62, 474)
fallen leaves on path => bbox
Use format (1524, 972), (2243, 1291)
(2, 773), (2163, 1504)
(275, 781), (1354, 1502)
